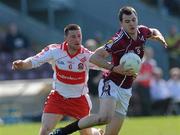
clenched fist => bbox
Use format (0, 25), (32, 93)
(12, 59), (32, 70)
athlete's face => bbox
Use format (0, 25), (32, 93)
(121, 13), (138, 35)
(65, 30), (82, 50)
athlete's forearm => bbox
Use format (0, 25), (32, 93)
(22, 58), (33, 69)
(90, 53), (113, 71)
(149, 28), (167, 47)
(89, 47), (114, 71)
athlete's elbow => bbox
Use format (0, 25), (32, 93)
(96, 115), (112, 125)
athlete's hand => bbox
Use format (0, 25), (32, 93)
(151, 35), (168, 48)
(132, 73), (138, 80)
(113, 65), (135, 76)
(12, 60), (25, 70)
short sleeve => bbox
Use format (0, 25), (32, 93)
(103, 39), (114, 53)
(139, 25), (152, 39)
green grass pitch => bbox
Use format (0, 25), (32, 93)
(0, 116), (180, 135)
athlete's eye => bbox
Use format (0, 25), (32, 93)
(125, 20), (130, 23)
(71, 35), (76, 38)
(132, 18), (136, 22)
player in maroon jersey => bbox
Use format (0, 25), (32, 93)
(50, 6), (167, 135)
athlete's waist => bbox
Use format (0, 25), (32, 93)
(52, 84), (89, 98)
(104, 73), (133, 89)
(51, 90), (87, 99)
(53, 81), (88, 88)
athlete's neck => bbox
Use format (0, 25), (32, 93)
(67, 46), (79, 55)
(129, 32), (138, 40)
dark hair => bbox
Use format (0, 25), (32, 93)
(64, 24), (81, 36)
(118, 6), (137, 22)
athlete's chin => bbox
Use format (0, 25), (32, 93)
(128, 28), (136, 34)
(128, 31), (136, 35)
(74, 45), (81, 50)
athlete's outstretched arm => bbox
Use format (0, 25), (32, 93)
(149, 28), (168, 48)
(12, 45), (55, 70)
(89, 46), (113, 70)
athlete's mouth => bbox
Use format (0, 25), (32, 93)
(130, 27), (135, 30)
(75, 43), (80, 46)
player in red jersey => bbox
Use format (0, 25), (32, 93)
(49, 6), (167, 135)
(12, 24), (104, 135)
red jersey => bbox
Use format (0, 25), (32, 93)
(104, 25), (152, 89)
(137, 59), (157, 87)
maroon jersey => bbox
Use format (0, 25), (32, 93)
(104, 25), (152, 89)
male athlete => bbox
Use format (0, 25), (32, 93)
(50, 6), (167, 135)
(12, 24), (103, 135)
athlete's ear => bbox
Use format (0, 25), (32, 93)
(136, 17), (138, 24)
(64, 35), (67, 41)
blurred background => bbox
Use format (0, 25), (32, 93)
(0, 0), (179, 125)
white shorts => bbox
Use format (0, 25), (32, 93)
(98, 79), (132, 116)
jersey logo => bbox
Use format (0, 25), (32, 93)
(101, 81), (111, 96)
(44, 46), (49, 51)
(107, 40), (113, 45)
(80, 57), (87, 63)
(140, 36), (145, 41)
(78, 63), (84, 70)
(55, 65), (86, 85)
(104, 40), (113, 49)
(57, 60), (65, 65)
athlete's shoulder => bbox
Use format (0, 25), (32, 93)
(138, 25), (151, 32)
(112, 29), (125, 41)
(104, 29), (126, 50)
(42, 43), (62, 51)
(138, 25), (152, 38)
(49, 43), (63, 49)
(138, 25), (148, 28)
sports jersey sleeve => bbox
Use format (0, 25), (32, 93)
(30, 45), (55, 68)
(103, 30), (123, 54)
(138, 25), (152, 39)
(104, 39), (114, 53)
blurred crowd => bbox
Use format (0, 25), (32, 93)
(129, 47), (180, 116)
(0, 22), (180, 116)
(0, 23), (53, 80)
